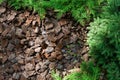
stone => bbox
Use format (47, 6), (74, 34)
(25, 48), (34, 56)
(70, 33), (78, 43)
(12, 73), (20, 80)
(16, 28), (23, 37)
(18, 59), (24, 64)
(45, 47), (54, 53)
(35, 47), (41, 53)
(56, 64), (63, 70)
(22, 71), (35, 78)
(29, 41), (34, 46)
(49, 62), (56, 69)
(44, 60), (50, 66)
(34, 27), (39, 33)
(45, 41), (56, 47)
(45, 23), (54, 30)
(35, 37), (43, 45)
(7, 43), (15, 51)
(35, 63), (41, 71)
(25, 63), (34, 71)
(24, 17), (32, 26)
(7, 11), (16, 21)
(2, 56), (8, 63)
(8, 54), (15, 61)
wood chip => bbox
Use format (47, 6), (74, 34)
(0, 7), (6, 14)
(45, 23), (54, 30)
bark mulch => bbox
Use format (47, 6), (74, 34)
(0, 3), (89, 80)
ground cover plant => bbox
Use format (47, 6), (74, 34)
(87, 0), (120, 79)
(7, 0), (104, 25)
(52, 61), (100, 80)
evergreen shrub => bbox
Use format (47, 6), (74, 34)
(7, 0), (104, 25)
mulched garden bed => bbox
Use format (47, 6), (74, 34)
(0, 3), (89, 80)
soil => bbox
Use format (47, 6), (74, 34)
(0, 3), (89, 80)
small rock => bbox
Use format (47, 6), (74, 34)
(6, 67), (14, 74)
(25, 48), (34, 56)
(22, 71), (35, 78)
(13, 73), (20, 80)
(44, 60), (50, 65)
(2, 56), (8, 63)
(45, 47), (54, 53)
(18, 59), (24, 64)
(35, 63), (41, 71)
(31, 44), (40, 49)
(35, 47), (41, 53)
(29, 41), (34, 46)
(45, 23), (54, 30)
(46, 41), (56, 47)
(56, 64), (63, 70)
(8, 54), (15, 60)
(34, 27), (39, 33)
(16, 28), (23, 37)
(7, 43), (15, 51)
(35, 37), (43, 45)
(7, 11), (16, 21)
(70, 33), (78, 43)
(49, 62), (56, 69)
(25, 63), (34, 71)
(65, 55), (72, 60)
(32, 20), (36, 26)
